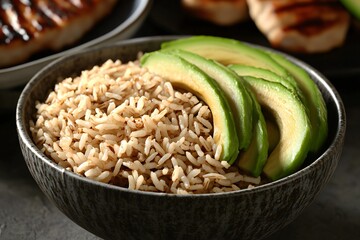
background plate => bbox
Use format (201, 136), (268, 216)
(0, 0), (152, 89)
(149, 0), (360, 81)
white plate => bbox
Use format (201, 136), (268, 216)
(0, 0), (152, 89)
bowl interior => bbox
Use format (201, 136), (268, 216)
(19, 36), (344, 183)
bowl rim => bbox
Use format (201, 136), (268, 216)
(16, 35), (346, 198)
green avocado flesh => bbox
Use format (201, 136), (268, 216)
(340, 0), (360, 19)
(162, 36), (327, 153)
(140, 51), (240, 164)
(228, 64), (301, 97)
(268, 52), (328, 152)
(237, 88), (268, 177)
(164, 49), (254, 150)
(141, 35), (327, 181)
(161, 36), (291, 79)
(244, 76), (312, 180)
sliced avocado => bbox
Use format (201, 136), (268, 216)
(237, 87), (268, 177)
(161, 36), (293, 81)
(340, 0), (360, 19)
(163, 35), (326, 153)
(140, 51), (240, 164)
(243, 76), (312, 180)
(268, 52), (328, 152)
(164, 49), (254, 150)
(228, 64), (301, 97)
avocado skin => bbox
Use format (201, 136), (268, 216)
(244, 76), (312, 180)
(163, 48), (254, 150)
(140, 51), (240, 164)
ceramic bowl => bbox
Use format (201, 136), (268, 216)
(16, 36), (346, 240)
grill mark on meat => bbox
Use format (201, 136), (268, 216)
(8, 0), (33, 41)
(0, 0), (103, 45)
(0, 19), (16, 44)
(272, 0), (339, 12)
(40, 1), (75, 22)
(269, 1), (347, 36)
(1, 1), (20, 43)
(0, 0), (56, 44)
(283, 19), (339, 36)
(0, 0), (117, 68)
(247, 0), (350, 53)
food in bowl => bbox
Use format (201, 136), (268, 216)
(29, 36), (328, 194)
(30, 59), (263, 194)
(0, 0), (117, 68)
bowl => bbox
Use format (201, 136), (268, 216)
(16, 36), (346, 240)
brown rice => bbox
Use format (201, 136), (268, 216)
(30, 59), (261, 194)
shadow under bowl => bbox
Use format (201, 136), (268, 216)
(16, 36), (346, 240)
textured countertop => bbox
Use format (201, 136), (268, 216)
(1, 4), (360, 240)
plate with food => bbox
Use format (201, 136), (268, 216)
(150, 0), (360, 79)
(0, 0), (152, 89)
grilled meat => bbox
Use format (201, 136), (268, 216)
(182, 0), (249, 26)
(247, 0), (350, 53)
(0, 0), (117, 68)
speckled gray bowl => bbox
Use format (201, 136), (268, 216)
(16, 36), (346, 240)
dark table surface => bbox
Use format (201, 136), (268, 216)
(1, 2), (360, 240)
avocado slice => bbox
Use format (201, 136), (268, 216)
(163, 36), (326, 153)
(164, 49), (254, 150)
(140, 51), (240, 164)
(237, 87), (269, 177)
(243, 76), (312, 180)
(228, 64), (301, 97)
(268, 52), (328, 152)
(340, 0), (360, 19)
(161, 36), (293, 81)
